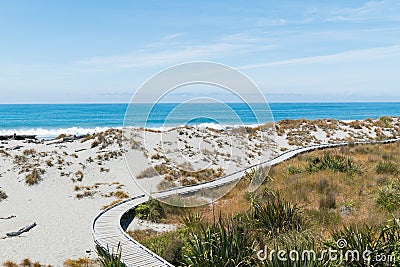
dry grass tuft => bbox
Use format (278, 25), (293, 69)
(55, 133), (69, 140)
(23, 149), (36, 156)
(0, 189), (8, 202)
(136, 167), (158, 179)
(20, 259), (31, 267)
(63, 258), (97, 267)
(112, 190), (129, 199)
(1, 260), (47, 267)
(102, 199), (122, 210)
(25, 168), (44, 185)
(0, 149), (11, 157)
(2, 261), (18, 267)
(74, 171), (84, 182)
(75, 190), (96, 199)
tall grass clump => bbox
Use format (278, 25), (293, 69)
(306, 153), (362, 176)
(375, 160), (398, 175)
(319, 191), (336, 210)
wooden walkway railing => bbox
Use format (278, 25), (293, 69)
(92, 138), (400, 266)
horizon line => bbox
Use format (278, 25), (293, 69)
(1, 101), (400, 105)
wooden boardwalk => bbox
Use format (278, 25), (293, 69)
(92, 138), (400, 266)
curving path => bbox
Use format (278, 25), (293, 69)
(92, 138), (400, 266)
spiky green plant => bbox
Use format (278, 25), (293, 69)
(375, 181), (400, 212)
(326, 221), (400, 267)
(375, 160), (399, 175)
(183, 214), (256, 267)
(96, 243), (126, 267)
(250, 193), (303, 237)
(262, 231), (326, 267)
(306, 153), (362, 176)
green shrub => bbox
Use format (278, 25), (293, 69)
(135, 198), (165, 223)
(140, 229), (185, 265)
(380, 116), (393, 127)
(287, 165), (303, 175)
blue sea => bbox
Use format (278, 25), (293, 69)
(1, 103), (400, 139)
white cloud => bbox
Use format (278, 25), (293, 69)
(326, 0), (400, 22)
(239, 45), (400, 69)
(162, 33), (184, 41)
(77, 36), (275, 71)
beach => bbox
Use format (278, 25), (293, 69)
(0, 117), (399, 265)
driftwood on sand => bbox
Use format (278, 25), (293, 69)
(6, 222), (37, 237)
(0, 215), (16, 220)
(0, 135), (37, 141)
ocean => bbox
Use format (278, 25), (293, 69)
(1, 102), (400, 139)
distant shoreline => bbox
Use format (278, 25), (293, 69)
(1, 102), (400, 139)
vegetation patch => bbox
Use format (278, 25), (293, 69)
(136, 167), (159, 179)
(0, 189), (8, 202)
(375, 180), (400, 212)
(25, 168), (44, 185)
(375, 160), (399, 175)
(0, 149), (11, 157)
(135, 198), (165, 223)
(2, 259), (48, 267)
(130, 142), (400, 266)
(63, 258), (96, 267)
(306, 153), (362, 176)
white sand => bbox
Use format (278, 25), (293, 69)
(0, 117), (399, 265)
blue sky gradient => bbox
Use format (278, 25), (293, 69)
(0, 0), (400, 103)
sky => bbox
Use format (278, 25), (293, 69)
(0, 0), (400, 103)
